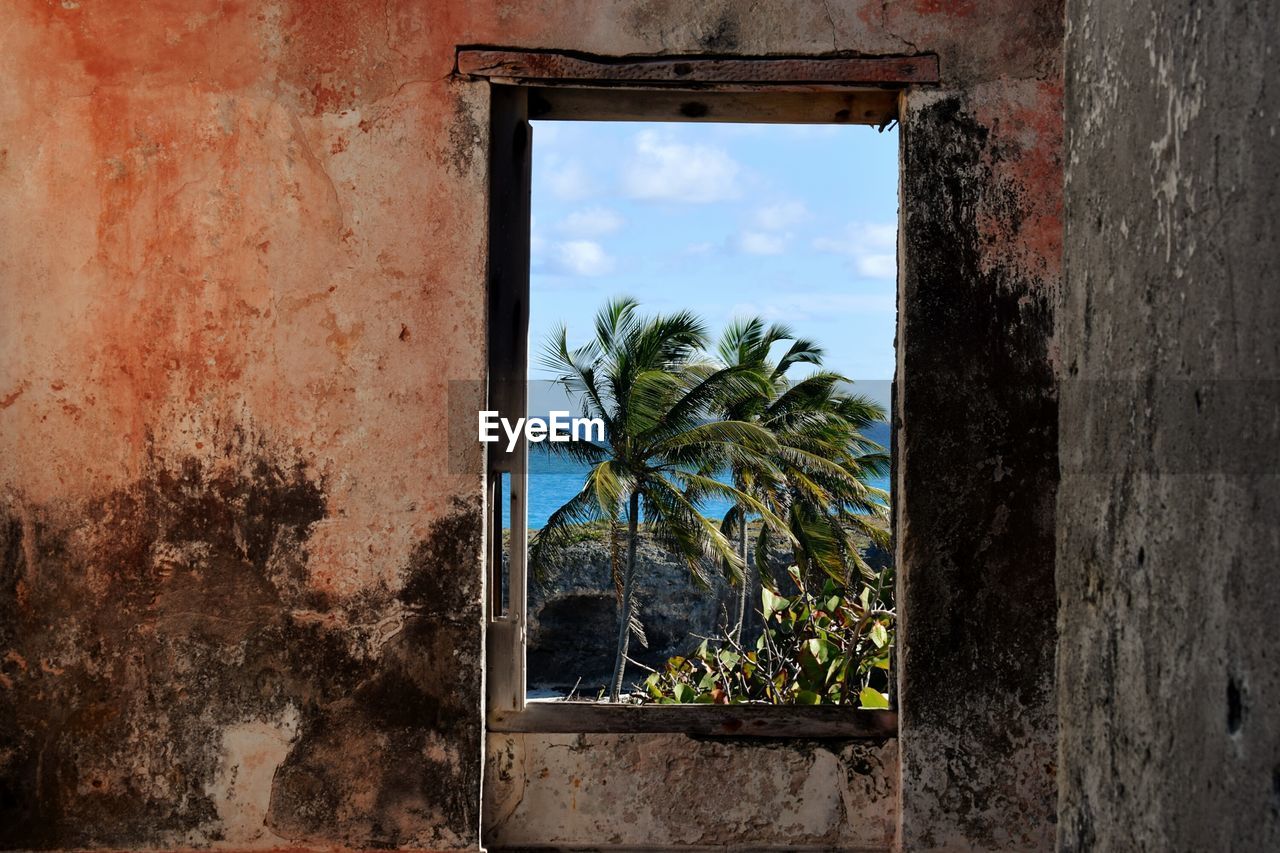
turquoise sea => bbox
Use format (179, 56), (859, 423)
(509, 422), (891, 529)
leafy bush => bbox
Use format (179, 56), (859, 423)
(636, 564), (894, 707)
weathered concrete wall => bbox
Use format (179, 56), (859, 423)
(0, 1), (1063, 849)
(486, 734), (897, 850)
(494, 2), (1066, 846)
(893, 23), (1064, 853)
(1058, 1), (1280, 850)
(0, 1), (492, 846)
(896, 79), (1062, 851)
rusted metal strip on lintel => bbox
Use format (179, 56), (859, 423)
(458, 49), (939, 90)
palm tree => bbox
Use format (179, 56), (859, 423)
(530, 298), (791, 701)
(760, 379), (890, 584)
(707, 318), (823, 640)
(702, 318), (890, 636)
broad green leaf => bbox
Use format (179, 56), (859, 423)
(674, 683), (696, 703)
(870, 622), (889, 648)
(761, 588), (784, 621)
(859, 686), (891, 709)
(829, 652), (851, 682)
(795, 689), (822, 705)
(799, 650), (826, 686)
(807, 637), (835, 665)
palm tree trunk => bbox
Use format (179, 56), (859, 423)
(609, 491), (641, 702)
(732, 509), (750, 641)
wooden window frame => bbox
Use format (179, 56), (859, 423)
(470, 49), (936, 738)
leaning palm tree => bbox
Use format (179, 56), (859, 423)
(530, 298), (792, 701)
(706, 317), (824, 639)
(758, 379), (890, 584)
(700, 321), (890, 630)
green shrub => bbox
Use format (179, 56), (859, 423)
(636, 564), (894, 707)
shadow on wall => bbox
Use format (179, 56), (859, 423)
(0, 433), (484, 848)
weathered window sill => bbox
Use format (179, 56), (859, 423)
(488, 702), (897, 738)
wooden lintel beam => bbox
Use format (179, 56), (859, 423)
(458, 50), (939, 89)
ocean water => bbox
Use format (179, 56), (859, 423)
(507, 425), (891, 529)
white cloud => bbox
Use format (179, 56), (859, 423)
(753, 201), (808, 231)
(856, 253), (897, 279)
(813, 222), (896, 254)
(730, 292), (896, 322)
(735, 201), (806, 254)
(812, 221), (898, 279)
(530, 215), (547, 254)
(542, 157), (595, 201)
(549, 240), (614, 276)
(532, 122), (563, 146)
(622, 131), (741, 203)
(863, 222), (898, 250)
(682, 241), (716, 256)
(557, 206), (624, 237)
(738, 231), (787, 255)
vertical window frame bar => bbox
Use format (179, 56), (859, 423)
(485, 84), (531, 716)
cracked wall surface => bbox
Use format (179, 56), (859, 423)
(1059, 0), (1280, 849)
(486, 734), (898, 850)
(0, 1), (1062, 849)
(896, 79), (1062, 852)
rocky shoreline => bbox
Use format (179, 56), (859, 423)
(520, 523), (890, 697)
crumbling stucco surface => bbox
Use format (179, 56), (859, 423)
(1058, 0), (1280, 849)
(1, 1), (1064, 849)
(0, 1), (492, 845)
(486, 734), (898, 850)
(893, 28), (1064, 853)
(895, 79), (1062, 852)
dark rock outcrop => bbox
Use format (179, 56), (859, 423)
(525, 528), (886, 696)
(527, 535), (739, 694)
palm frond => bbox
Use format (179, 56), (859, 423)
(528, 480), (608, 582)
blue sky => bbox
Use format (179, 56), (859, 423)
(529, 120), (899, 406)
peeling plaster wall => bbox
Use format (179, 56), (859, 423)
(896, 79), (1062, 852)
(481, 2), (1066, 850)
(0, 1), (491, 846)
(0, 1), (1062, 849)
(1059, 0), (1280, 849)
(485, 735), (897, 850)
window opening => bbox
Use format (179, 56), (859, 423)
(516, 119), (898, 709)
